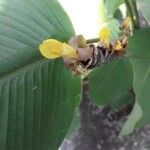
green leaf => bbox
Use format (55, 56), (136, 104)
(0, 0), (81, 150)
(108, 18), (121, 40)
(114, 9), (123, 20)
(121, 28), (150, 135)
(88, 58), (133, 106)
(99, 0), (108, 22)
(105, 0), (123, 18)
(111, 91), (135, 110)
(137, 0), (150, 22)
(65, 108), (80, 139)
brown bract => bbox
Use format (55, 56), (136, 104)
(63, 35), (94, 75)
(119, 35), (128, 48)
(69, 35), (93, 61)
(68, 35), (87, 48)
(63, 56), (79, 71)
(77, 47), (93, 61)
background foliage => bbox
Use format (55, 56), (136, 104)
(0, 0), (150, 150)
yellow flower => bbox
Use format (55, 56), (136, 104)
(115, 41), (123, 51)
(39, 39), (79, 59)
(62, 43), (78, 58)
(99, 27), (110, 48)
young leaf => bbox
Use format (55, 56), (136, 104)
(105, 0), (124, 18)
(0, 0), (81, 150)
(121, 102), (143, 135)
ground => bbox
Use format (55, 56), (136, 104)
(61, 81), (150, 150)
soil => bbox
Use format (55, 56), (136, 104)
(60, 81), (150, 150)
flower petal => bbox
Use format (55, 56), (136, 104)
(39, 39), (63, 59)
(62, 43), (79, 59)
(99, 27), (110, 47)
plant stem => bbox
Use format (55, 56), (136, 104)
(132, 0), (140, 28)
(86, 38), (99, 44)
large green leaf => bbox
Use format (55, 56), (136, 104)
(88, 58), (133, 106)
(137, 0), (150, 23)
(0, 0), (81, 150)
(121, 28), (150, 135)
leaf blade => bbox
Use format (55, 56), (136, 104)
(88, 58), (133, 106)
(121, 28), (150, 134)
(0, 0), (81, 150)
